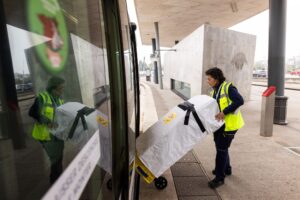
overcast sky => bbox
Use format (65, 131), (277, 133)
(127, 0), (300, 63)
(230, 0), (300, 61)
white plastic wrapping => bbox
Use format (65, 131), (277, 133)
(52, 102), (112, 174)
(52, 102), (98, 146)
(136, 95), (224, 177)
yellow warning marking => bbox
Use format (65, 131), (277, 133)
(163, 112), (177, 124)
(135, 156), (156, 183)
(96, 115), (109, 127)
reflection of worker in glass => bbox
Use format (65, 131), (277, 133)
(29, 77), (65, 184)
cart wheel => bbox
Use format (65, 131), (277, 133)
(106, 179), (112, 190)
(154, 176), (168, 190)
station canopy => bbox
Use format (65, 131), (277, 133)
(134, 0), (268, 47)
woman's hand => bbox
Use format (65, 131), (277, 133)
(215, 112), (225, 121)
(48, 122), (58, 129)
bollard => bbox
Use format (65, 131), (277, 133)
(146, 69), (151, 81)
(260, 86), (276, 137)
(146, 75), (150, 81)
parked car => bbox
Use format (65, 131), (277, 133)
(253, 70), (267, 78)
(289, 70), (300, 76)
(16, 83), (33, 92)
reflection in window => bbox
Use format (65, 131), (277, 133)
(1, 0), (111, 199)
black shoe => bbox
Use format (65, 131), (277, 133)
(208, 178), (224, 189)
(212, 169), (232, 176)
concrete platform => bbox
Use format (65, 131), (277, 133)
(140, 78), (300, 200)
(139, 80), (219, 200)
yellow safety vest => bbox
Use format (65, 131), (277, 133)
(211, 81), (244, 131)
(32, 92), (63, 141)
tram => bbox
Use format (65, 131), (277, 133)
(0, 0), (140, 199)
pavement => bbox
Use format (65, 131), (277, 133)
(139, 77), (300, 200)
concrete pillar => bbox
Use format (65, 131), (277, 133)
(151, 38), (159, 84)
(154, 22), (163, 89)
(268, 0), (288, 125)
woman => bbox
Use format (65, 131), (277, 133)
(29, 76), (65, 184)
(205, 67), (244, 189)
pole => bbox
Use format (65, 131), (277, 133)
(268, 0), (288, 125)
(151, 38), (158, 84)
(154, 22), (163, 89)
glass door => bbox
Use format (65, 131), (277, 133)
(0, 0), (115, 199)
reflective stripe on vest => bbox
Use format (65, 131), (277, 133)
(32, 92), (63, 141)
(211, 81), (244, 131)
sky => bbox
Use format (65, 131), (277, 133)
(127, 0), (300, 63)
(230, 0), (300, 61)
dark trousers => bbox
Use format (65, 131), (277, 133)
(49, 157), (63, 184)
(213, 125), (237, 180)
(40, 136), (64, 184)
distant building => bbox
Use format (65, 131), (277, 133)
(164, 24), (256, 100)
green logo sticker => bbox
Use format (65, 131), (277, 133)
(27, 0), (69, 74)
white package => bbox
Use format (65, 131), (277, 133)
(52, 102), (112, 174)
(136, 95), (224, 177)
(52, 102), (98, 145)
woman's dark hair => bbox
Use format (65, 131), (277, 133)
(205, 67), (226, 83)
(46, 76), (65, 92)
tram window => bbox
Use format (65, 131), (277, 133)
(0, 0), (113, 199)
